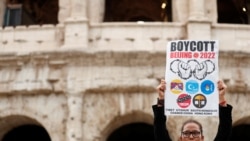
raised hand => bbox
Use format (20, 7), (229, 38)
(157, 79), (166, 100)
(217, 80), (227, 106)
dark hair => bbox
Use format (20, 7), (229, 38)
(181, 119), (203, 135)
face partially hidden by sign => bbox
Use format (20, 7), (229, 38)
(179, 120), (204, 141)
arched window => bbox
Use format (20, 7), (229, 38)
(104, 0), (172, 22)
(3, 0), (58, 27)
(217, 0), (248, 24)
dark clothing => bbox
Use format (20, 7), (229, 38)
(152, 104), (233, 141)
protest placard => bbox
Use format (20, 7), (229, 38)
(165, 40), (219, 116)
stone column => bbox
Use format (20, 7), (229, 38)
(172, 0), (189, 22)
(71, 0), (87, 18)
(187, 0), (211, 40)
(188, 0), (207, 21)
(0, 1), (5, 26)
(204, 0), (218, 24)
(62, 0), (88, 48)
(66, 94), (83, 141)
(88, 0), (105, 23)
(58, 0), (71, 23)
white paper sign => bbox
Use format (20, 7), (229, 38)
(165, 40), (219, 116)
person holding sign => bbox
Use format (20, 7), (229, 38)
(152, 79), (233, 141)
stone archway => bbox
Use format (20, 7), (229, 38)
(100, 111), (154, 141)
(2, 124), (51, 141)
(231, 124), (250, 140)
(0, 115), (51, 141)
(107, 122), (154, 141)
(231, 116), (250, 140)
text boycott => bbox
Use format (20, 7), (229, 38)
(170, 41), (216, 52)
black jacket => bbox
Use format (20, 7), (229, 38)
(152, 104), (233, 141)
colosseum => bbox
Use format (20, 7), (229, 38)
(0, 0), (250, 141)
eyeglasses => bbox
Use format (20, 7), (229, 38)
(182, 131), (201, 138)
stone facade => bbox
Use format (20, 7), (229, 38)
(0, 0), (249, 141)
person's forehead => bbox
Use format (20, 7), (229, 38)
(183, 122), (200, 131)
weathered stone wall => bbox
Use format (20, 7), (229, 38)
(0, 0), (249, 141)
(0, 51), (249, 141)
